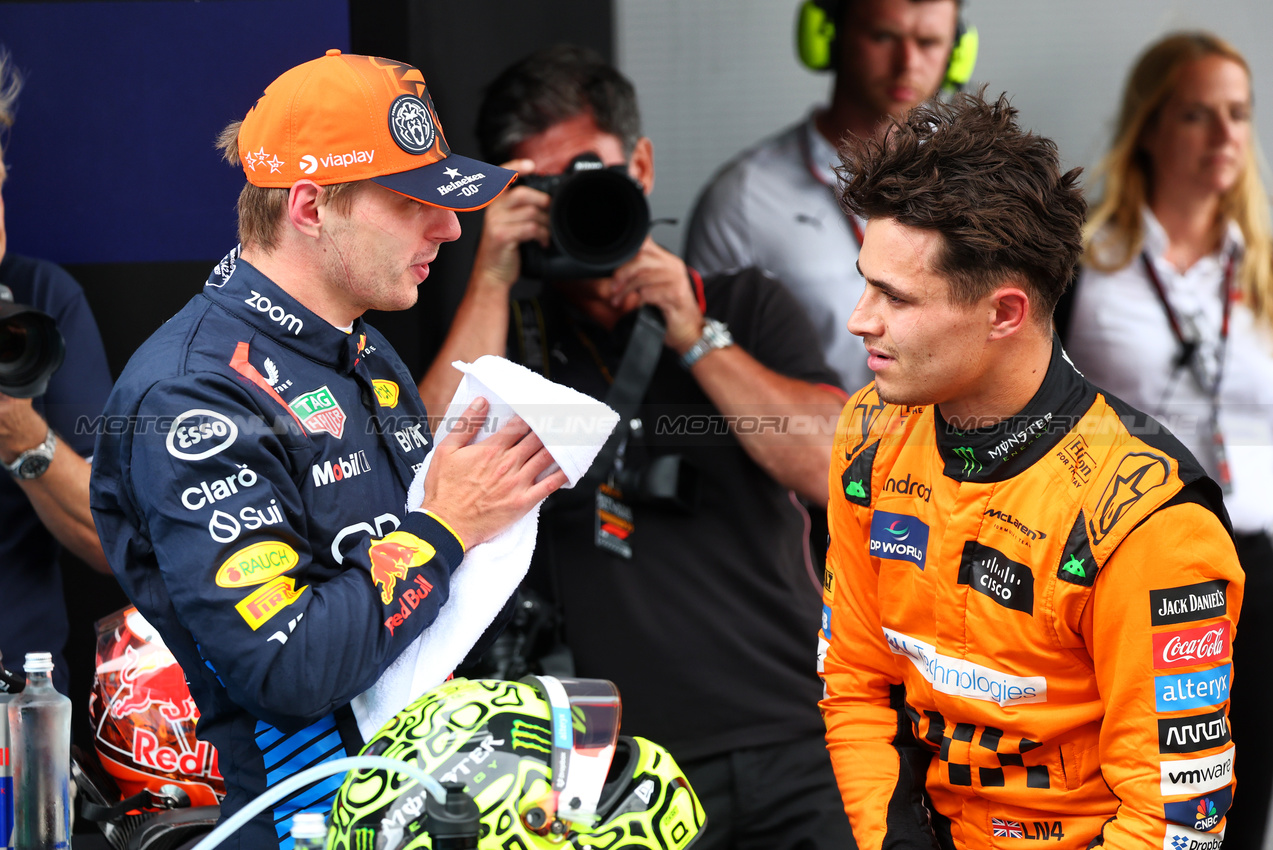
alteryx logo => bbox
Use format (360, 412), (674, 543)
(1156, 665), (1230, 712)
(870, 511), (929, 568)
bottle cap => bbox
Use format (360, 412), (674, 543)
(23, 652), (53, 673)
(290, 811), (327, 840)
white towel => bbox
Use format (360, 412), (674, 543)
(351, 355), (619, 740)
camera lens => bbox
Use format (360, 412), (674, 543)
(0, 317), (29, 365)
(0, 310), (66, 398)
(551, 170), (650, 270)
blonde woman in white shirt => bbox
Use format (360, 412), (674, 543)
(1067, 31), (1273, 847)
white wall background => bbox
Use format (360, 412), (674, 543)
(615, 0), (1273, 254)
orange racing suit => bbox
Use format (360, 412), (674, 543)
(820, 339), (1243, 850)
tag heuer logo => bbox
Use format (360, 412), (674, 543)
(289, 386), (346, 438)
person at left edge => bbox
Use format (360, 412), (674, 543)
(0, 51), (114, 695)
(89, 50), (568, 850)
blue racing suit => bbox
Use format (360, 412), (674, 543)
(90, 249), (489, 849)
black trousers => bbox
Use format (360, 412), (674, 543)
(1223, 531), (1273, 850)
(678, 735), (856, 850)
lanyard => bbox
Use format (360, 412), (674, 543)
(1139, 250), (1236, 492)
(799, 122), (864, 248)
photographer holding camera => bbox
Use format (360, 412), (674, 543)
(0, 53), (113, 693)
(418, 45), (854, 849)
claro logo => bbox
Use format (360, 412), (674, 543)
(181, 465), (259, 510)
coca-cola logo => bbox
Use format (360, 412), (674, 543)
(1154, 622), (1230, 670)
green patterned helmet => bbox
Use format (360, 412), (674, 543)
(327, 676), (705, 849)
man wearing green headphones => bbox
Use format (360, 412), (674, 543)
(685, 0), (970, 395)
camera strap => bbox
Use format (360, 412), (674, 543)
(511, 299), (667, 559)
(585, 304), (666, 485)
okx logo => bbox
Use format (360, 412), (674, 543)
(869, 511), (929, 568)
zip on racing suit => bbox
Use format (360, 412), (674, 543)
(90, 249), (506, 849)
(820, 336), (1243, 850)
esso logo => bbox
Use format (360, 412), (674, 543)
(166, 410), (238, 461)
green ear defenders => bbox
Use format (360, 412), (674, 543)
(796, 0), (978, 93)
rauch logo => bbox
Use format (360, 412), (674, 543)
(869, 511), (929, 568)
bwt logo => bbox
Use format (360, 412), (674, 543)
(869, 510), (929, 568)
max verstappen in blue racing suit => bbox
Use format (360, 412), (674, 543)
(89, 52), (565, 849)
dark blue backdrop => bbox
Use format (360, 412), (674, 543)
(0, 0), (349, 265)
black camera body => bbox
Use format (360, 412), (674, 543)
(519, 152), (651, 280)
(0, 284), (65, 398)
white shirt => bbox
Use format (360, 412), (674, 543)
(1068, 207), (1273, 533)
(684, 112), (870, 392)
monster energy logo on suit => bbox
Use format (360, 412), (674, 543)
(953, 446), (982, 474)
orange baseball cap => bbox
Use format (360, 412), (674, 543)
(236, 49), (515, 211)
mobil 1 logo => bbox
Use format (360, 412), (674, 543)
(958, 541), (1034, 615)
(1151, 580), (1228, 626)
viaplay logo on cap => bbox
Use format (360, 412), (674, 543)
(388, 94), (436, 154)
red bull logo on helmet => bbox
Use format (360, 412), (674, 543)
(367, 531), (436, 604)
(109, 646), (197, 722)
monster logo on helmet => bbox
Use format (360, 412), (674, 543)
(327, 676), (706, 849)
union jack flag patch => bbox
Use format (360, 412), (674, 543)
(992, 818), (1025, 838)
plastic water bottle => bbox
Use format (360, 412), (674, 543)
(0, 650), (23, 850)
(290, 810), (328, 848)
(8, 652), (70, 850)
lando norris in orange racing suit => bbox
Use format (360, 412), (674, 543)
(819, 92), (1243, 850)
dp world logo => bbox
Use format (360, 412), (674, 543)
(869, 510), (929, 568)
(886, 520), (911, 542)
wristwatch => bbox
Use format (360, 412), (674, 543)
(680, 318), (734, 369)
(5, 427), (56, 480)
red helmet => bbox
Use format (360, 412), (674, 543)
(89, 606), (224, 808)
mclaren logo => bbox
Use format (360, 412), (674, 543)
(1090, 452), (1169, 545)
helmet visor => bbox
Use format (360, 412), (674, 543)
(525, 676), (621, 824)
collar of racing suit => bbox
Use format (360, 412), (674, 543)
(200, 246), (370, 375)
(933, 334), (1098, 484)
